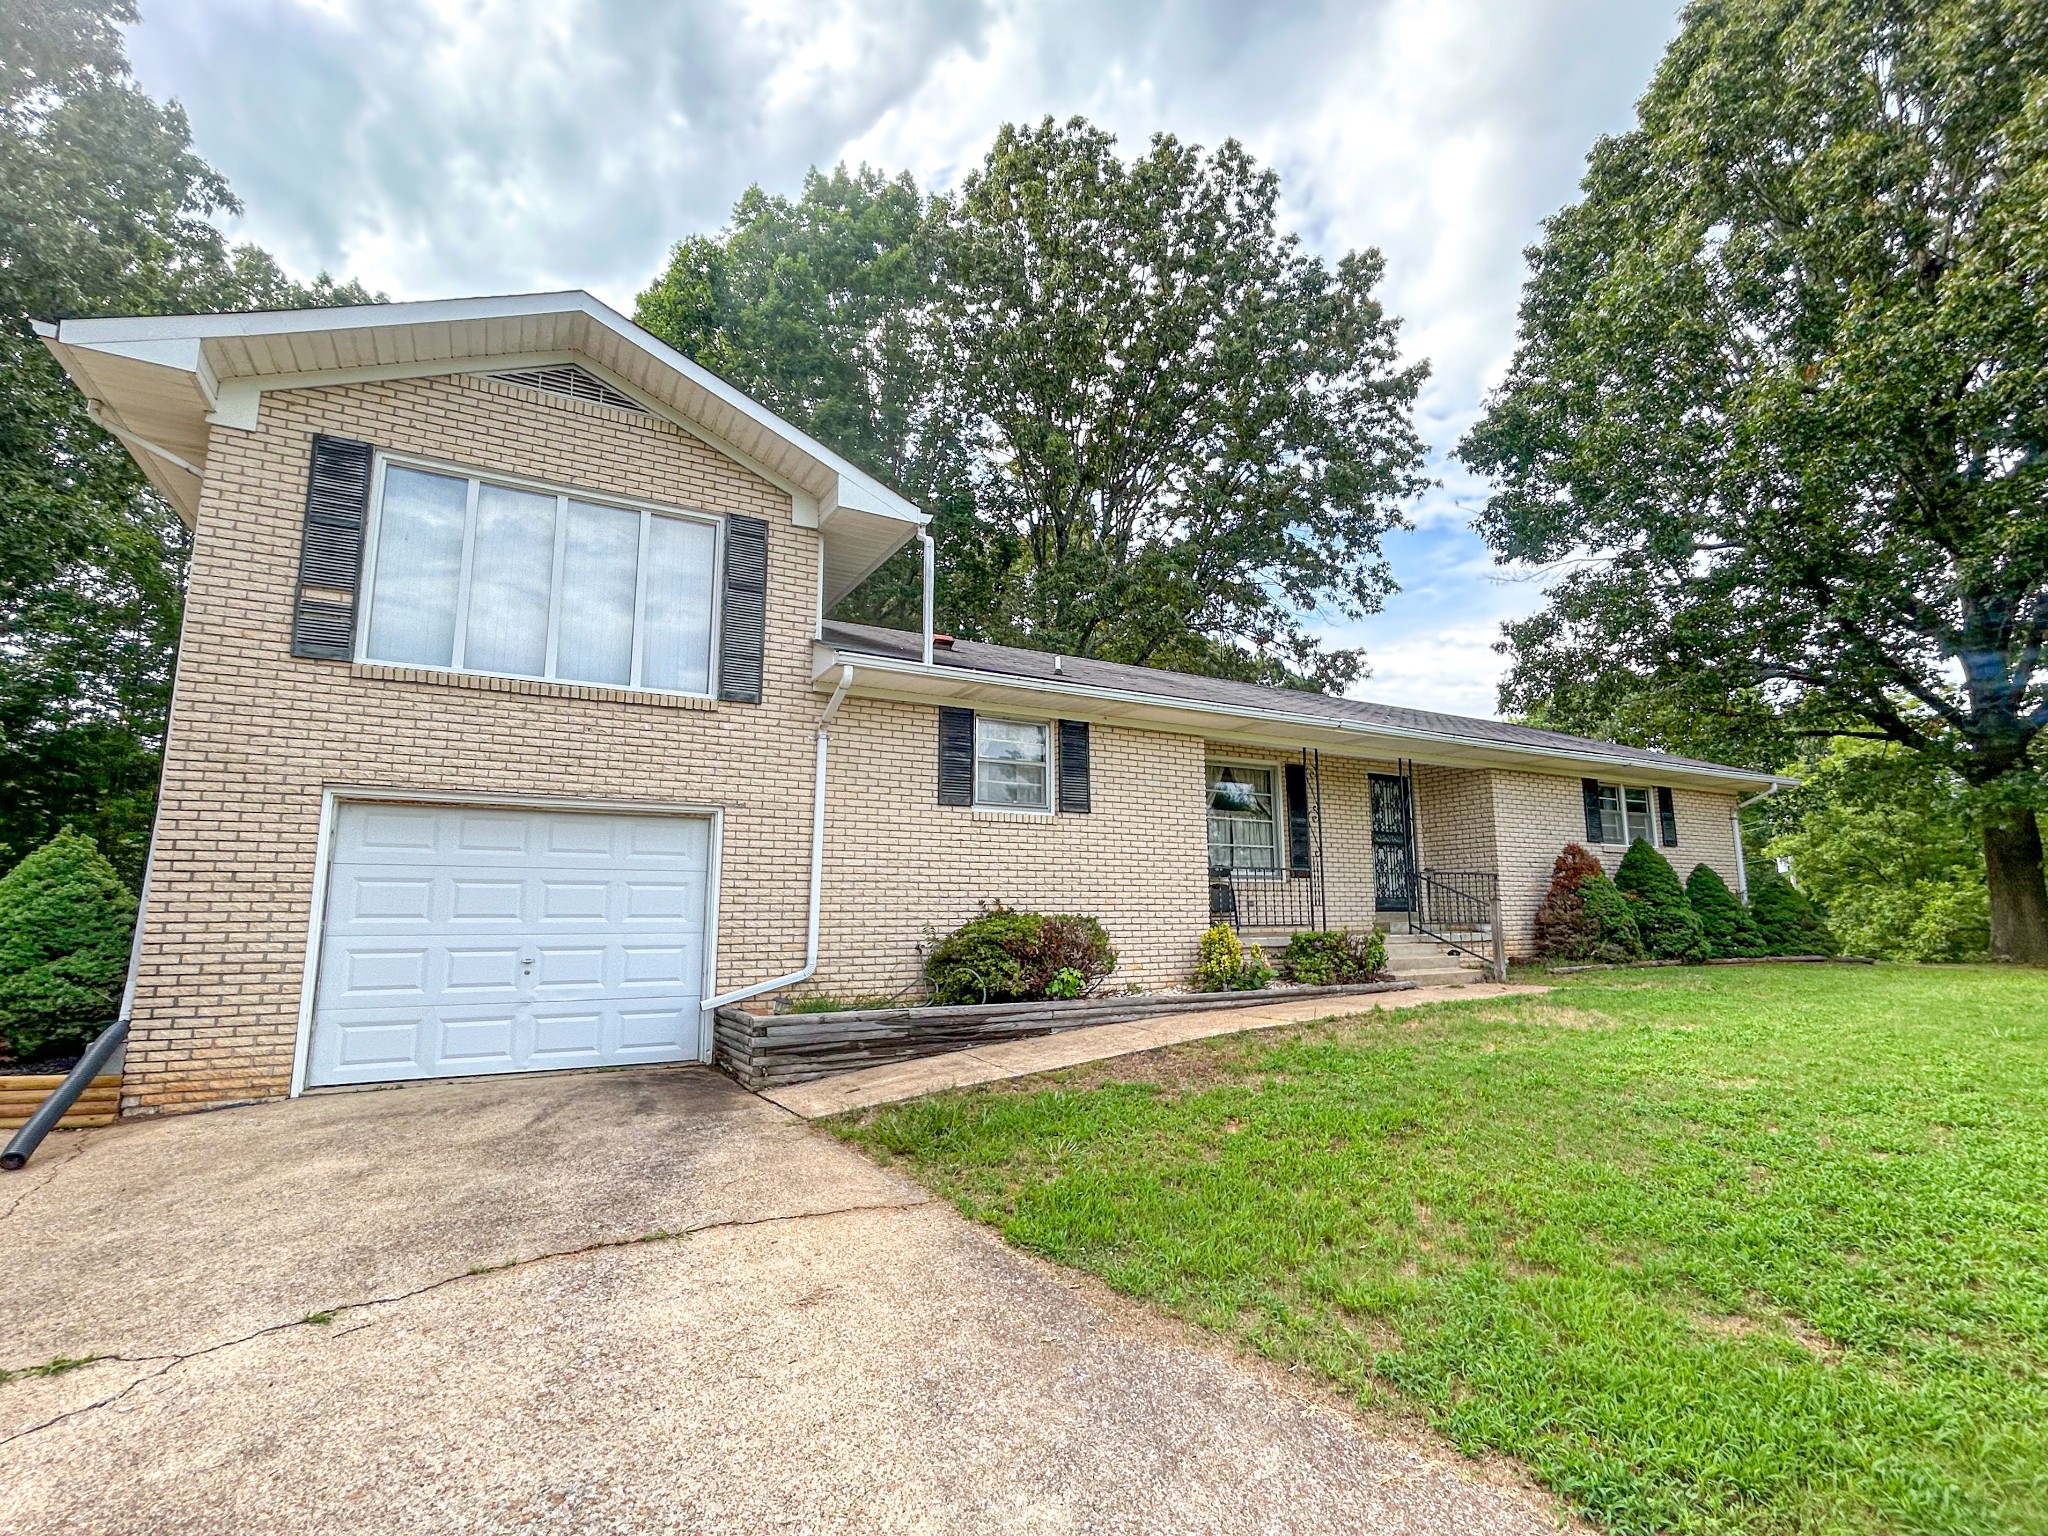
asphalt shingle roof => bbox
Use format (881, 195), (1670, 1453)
(819, 620), (1766, 781)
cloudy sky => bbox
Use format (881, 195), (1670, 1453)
(126, 0), (1681, 717)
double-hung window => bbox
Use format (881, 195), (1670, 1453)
(1590, 781), (1665, 846)
(1208, 764), (1281, 874)
(974, 718), (1049, 808)
(360, 462), (720, 696)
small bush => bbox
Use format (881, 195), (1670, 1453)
(1751, 872), (1837, 956)
(1193, 923), (1273, 992)
(0, 830), (136, 1067)
(1046, 968), (1085, 1000)
(1579, 871), (1646, 962)
(1614, 839), (1709, 962)
(922, 905), (1117, 1005)
(1277, 929), (1390, 986)
(1685, 864), (1765, 959)
(1533, 843), (1607, 961)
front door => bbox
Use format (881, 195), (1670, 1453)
(1368, 773), (1415, 910)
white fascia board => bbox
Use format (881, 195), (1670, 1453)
(45, 292), (930, 528)
(821, 649), (1793, 791)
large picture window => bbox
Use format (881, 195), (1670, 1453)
(1208, 764), (1281, 873)
(360, 463), (720, 695)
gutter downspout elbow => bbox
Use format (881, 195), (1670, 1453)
(699, 667), (853, 1018)
(1732, 783), (1784, 902)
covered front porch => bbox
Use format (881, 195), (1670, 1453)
(1203, 749), (1507, 980)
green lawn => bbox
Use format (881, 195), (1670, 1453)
(837, 966), (2048, 1535)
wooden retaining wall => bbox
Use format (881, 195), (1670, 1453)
(0, 1073), (122, 1131)
(715, 982), (1413, 1090)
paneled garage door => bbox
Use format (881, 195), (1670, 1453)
(307, 802), (711, 1088)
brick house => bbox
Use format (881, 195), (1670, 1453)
(38, 293), (1786, 1115)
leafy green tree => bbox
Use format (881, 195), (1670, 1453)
(1460, 0), (2048, 961)
(1750, 871), (1838, 957)
(1764, 738), (1990, 961)
(1685, 863), (1765, 959)
(1615, 840), (1709, 962)
(1, 0), (374, 882)
(0, 827), (134, 1064)
(638, 120), (1429, 691)
(930, 118), (1428, 689)
(634, 166), (993, 632)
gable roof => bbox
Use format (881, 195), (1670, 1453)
(818, 621), (1788, 792)
(37, 291), (926, 605)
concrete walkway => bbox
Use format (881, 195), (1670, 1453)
(0, 1065), (1572, 1535)
(765, 981), (1549, 1118)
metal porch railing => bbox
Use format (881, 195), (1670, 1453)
(1410, 868), (1507, 980)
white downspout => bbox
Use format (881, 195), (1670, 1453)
(920, 531), (935, 666)
(1732, 784), (1782, 901)
(700, 665), (855, 1014)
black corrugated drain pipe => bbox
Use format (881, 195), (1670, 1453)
(1, 1018), (127, 1172)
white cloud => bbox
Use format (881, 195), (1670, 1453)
(125, 0), (1680, 715)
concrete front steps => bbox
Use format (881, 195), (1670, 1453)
(1241, 926), (1493, 988)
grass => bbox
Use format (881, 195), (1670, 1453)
(836, 965), (2048, 1535)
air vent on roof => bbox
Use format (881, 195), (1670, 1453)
(487, 364), (647, 412)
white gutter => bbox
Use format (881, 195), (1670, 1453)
(828, 650), (1794, 794)
(699, 665), (855, 1015)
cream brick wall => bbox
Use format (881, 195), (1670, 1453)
(810, 698), (1211, 998)
(1486, 770), (1743, 955)
(131, 373), (825, 1112)
(1413, 765), (1499, 877)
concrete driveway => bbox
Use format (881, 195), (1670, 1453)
(0, 1067), (1565, 1534)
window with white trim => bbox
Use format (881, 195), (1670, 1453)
(1208, 763), (1281, 873)
(360, 463), (720, 695)
(974, 718), (1049, 808)
(1590, 780), (1662, 846)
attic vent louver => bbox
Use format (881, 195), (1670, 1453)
(487, 364), (647, 412)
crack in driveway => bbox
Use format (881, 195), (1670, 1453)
(0, 1195), (928, 1448)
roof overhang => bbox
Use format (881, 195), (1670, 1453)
(36, 291), (925, 606)
(814, 644), (1792, 794)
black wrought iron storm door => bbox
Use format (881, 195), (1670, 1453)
(1368, 771), (1416, 910)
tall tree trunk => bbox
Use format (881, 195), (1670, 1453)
(1984, 808), (2048, 964)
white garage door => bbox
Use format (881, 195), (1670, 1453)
(308, 802), (711, 1088)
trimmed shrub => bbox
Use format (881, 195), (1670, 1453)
(1686, 864), (1766, 958)
(1579, 871), (1646, 962)
(1277, 928), (1390, 986)
(1533, 843), (1607, 961)
(1193, 923), (1273, 992)
(1614, 839), (1709, 961)
(922, 904), (1117, 1005)
(0, 830), (136, 1066)
(1750, 872), (1837, 956)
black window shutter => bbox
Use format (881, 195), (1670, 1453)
(1581, 779), (1605, 844)
(290, 434), (374, 659)
(718, 514), (769, 704)
(1657, 786), (1679, 846)
(1284, 763), (1313, 875)
(1057, 720), (1091, 813)
(938, 707), (975, 806)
